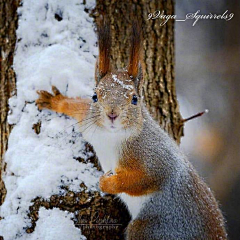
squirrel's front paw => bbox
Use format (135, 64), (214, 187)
(99, 172), (120, 194)
(36, 86), (63, 111)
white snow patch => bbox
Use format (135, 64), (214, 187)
(22, 208), (86, 240)
(112, 74), (133, 90)
(0, 0), (100, 239)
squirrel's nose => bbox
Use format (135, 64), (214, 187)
(107, 113), (118, 122)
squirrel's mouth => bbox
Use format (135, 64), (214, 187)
(102, 113), (125, 133)
(107, 113), (119, 123)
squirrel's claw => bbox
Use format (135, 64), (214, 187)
(99, 171), (120, 194)
(105, 170), (113, 177)
(37, 90), (53, 99)
(36, 90), (54, 110)
(52, 86), (61, 96)
(36, 91), (51, 110)
(36, 86), (63, 111)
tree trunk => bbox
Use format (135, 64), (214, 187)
(0, 0), (19, 206)
(0, 1), (182, 239)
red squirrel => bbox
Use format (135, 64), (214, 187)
(36, 20), (227, 240)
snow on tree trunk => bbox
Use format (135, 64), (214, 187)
(0, 0), (182, 240)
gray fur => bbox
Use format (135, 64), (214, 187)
(123, 107), (227, 240)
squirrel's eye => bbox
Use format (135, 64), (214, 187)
(131, 95), (138, 105)
(92, 92), (98, 103)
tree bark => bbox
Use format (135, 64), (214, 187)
(0, 1), (183, 239)
(0, 0), (19, 207)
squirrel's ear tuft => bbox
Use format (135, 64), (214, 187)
(95, 17), (111, 84)
(128, 21), (144, 95)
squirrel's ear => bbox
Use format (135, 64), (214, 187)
(127, 21), (144, 95)
(135, 61), (144, 96)
(95, 18), (111, 85)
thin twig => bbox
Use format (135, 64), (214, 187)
(182, 109), (209, 123)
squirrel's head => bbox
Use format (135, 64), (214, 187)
(90, 19), (144, 133)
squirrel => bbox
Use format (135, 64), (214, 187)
(36, 20), (227, 240)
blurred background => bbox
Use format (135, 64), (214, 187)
(175, 0), (240, 238)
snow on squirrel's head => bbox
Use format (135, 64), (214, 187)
(90, 19), (144, 133)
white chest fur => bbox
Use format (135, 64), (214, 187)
(82, 127), (148, 218)
(120, 193), (150, 219)
(83, 127), (124, 172)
